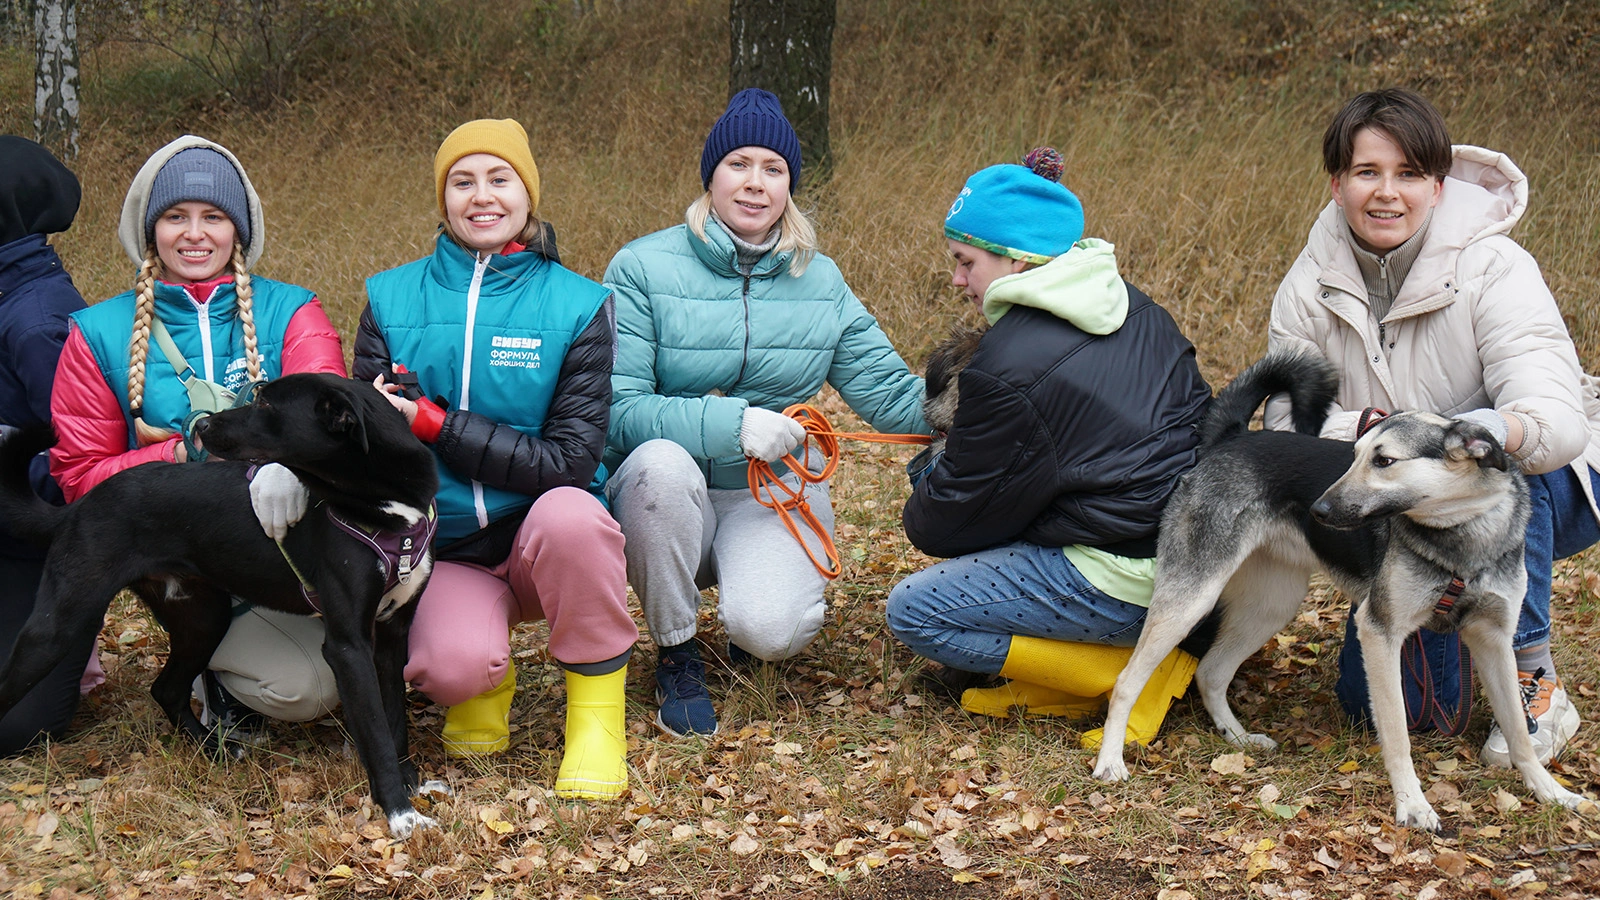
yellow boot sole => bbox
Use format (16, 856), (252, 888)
(961, 679), (1103, 720)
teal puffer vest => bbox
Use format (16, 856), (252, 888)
(366, 234), (610, 543)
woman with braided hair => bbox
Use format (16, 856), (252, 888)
(886, 148), (1212, 749)
(49, 136), (347, 743)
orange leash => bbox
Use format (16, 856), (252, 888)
(747, 404), (933, 580)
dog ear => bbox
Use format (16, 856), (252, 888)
(316, 385), (371, 454)
(1444, 420), (1511, 471)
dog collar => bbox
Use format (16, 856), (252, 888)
(1356, 407), (1389, 438)
(1434, 576), (1466, 614)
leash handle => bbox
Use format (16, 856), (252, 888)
(747, 404), (933, 580)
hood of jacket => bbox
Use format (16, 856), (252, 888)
(981, 237), (1128, 334)
(1303, 144), (1526, 299)
(0, 136), (79, 246)
(117, 135), (266, 269)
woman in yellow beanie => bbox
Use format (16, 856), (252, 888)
(351, 119), (636, 799)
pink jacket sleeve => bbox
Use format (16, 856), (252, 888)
(282, 299), (347, 376)
(49, 326), (179, 503)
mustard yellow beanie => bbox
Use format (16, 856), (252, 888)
(433, 119), (541, 218)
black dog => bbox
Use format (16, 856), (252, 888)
(0, 374), (439, 838)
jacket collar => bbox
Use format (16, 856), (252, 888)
(0, 234), (58, 293)
(426, 232), (550, 295)
(687, 218), (790, 279)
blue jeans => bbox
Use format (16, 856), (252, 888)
(1518, 464), (1600, 649)
(886, 541), (1150, 675)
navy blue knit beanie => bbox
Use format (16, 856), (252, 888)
(700, 88), (802, 190)
(144, 147), (251, 250)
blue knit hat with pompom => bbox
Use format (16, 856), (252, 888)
(700, 88), (803, 190)
(944, 147), (1083, 263)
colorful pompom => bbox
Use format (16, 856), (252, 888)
(1022, 147), (1064, 183)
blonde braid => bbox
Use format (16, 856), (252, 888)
(129, 248), (175, 446)
(231, 241), (262, 383)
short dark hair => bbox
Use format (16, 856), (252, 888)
(1322, 88), (1452, 180)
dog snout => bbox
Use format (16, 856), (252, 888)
(1310, 490), (1362, 529)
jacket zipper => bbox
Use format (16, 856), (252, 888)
(463, 253), (491, 529)
(731, 272), (752, 391)
(193, 296), (215, 382)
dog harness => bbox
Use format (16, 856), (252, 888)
(248, 466), (438, 613)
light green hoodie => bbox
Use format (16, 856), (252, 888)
(982, 237), (1128, 333)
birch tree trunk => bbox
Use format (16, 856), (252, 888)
(34, 0), (80, 160)
(728, 0), (836, 186)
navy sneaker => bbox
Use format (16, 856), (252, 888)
(654, 645), (718, 737)
(727, 641), (758, 668)
(195, 671), (270, 751)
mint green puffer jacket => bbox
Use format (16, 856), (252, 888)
(604, 221), (928, 489)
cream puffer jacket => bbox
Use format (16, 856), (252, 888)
(1266, 144), (1600, 521)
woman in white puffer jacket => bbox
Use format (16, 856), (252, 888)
(1267, 87), (1598, 768)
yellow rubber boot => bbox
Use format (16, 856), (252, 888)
(961, 680), (1103, 720)
(1080, 647), (1198, 750)
(441, 660), (515, 757)
(554, 665), (628, 800)
(994, 636), (1196, 748)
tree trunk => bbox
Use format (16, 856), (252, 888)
(728, 0), (836, 187)
(34, 0), (79, 160)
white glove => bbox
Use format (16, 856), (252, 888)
(1451, 408), (1510, 446)
(250, 462), (309, 541)
(739, 406), (806, 463)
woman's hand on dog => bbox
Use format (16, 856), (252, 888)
(373, 373), (418, 425)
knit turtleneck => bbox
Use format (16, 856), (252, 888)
(1348, 208), (1432, 323)
(711, 213), (780, 274)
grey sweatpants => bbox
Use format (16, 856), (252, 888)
(607, 439), (833, 662)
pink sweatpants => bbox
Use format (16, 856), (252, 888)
(405, 487), (635, 706)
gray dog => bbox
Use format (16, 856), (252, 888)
(1090, 352), (1591, 831)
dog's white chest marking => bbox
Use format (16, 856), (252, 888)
(380, 501), (425, 527)
(376, 554), (432, 622)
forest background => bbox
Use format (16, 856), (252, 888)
(2, 0), (1600, 897)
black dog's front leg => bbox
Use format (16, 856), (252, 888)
(374, 599), (421, 794)
(319, 585), (433, 839)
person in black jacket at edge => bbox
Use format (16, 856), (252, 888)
(0, 136), (97, 754)
(886, 148), (1212, 749)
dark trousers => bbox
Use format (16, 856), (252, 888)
(0, 556), (95, 755)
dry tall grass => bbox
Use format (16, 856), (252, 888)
(1, 1), (1599, 897)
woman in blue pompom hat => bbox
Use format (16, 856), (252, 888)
(887, 148), (1213, 749)
(603, 88), (930, 739)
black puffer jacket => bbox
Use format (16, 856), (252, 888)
(904, 244), (1210, 559)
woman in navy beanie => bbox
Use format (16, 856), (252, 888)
(0, 136), (94, 754)
(603, 89), (930, 738)
(886, 149), (1212, 750)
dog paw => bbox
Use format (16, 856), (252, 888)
(1394, 800), (1442, 833)
(1091, 758), (1131, 783)
(1227, 732), (1278, 751)
(388, 808), (438, 840)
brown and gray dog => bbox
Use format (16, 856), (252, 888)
(921, 322), (986, 452)
(1090, 352), (1592, 831)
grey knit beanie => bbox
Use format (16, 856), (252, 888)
(143, 148), (251, 249)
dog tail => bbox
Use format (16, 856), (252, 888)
(0, 425), (66, 547)
(1199, 351), (1339, 447)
